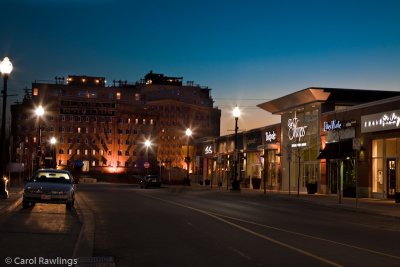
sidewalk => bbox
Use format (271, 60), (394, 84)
(175, 184), (400, 219)
(0, 187), (23, 215)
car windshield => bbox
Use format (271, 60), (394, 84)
(31, 172), (72, 184)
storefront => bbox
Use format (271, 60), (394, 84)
(261, 124), (281, 191)
(243, 129), (263, 189)
(361, 109), (400, 199)
(319, 117), (357, 196)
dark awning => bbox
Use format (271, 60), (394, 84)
(317, 139), (354, 160)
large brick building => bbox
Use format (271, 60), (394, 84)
(10, 72), (221, 178)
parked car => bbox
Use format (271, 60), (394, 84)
(140, 175), (161, 188)
(23, 169), (76, 210)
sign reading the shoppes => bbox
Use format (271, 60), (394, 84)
(361, 110), (400, 133)
(288, 113), (307, 142)
(323, 120), (342, 131)
(265, 131), (277, 142)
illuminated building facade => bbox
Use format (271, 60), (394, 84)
(11, 73), (220, 177)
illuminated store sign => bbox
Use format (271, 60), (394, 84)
(204, 145), (213, 155)
(265, 131), (277, 142)
(323, 120), (342, 132)
(288, 113), (307, 142)
(361, 110), (400, 133)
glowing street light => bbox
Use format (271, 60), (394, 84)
(232, 106), (240, 190)
(35, 105), (45, 169)
(144, 139), (151, 174)
(0, 57), (13, 198)
(50, 137), (57, 168)
(184, 128), (192, 186)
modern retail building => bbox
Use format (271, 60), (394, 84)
(197, 87), (400, 200)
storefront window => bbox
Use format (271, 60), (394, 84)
(386, 139), (396, 157)
(372, 139), (383, 193)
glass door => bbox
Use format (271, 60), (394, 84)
(387, 159), (396, 198)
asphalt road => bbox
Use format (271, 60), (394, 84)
(0, 202), (81, 266)
(77, 183), (400, 267)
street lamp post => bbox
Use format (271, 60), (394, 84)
(50, 137), (56, 168)
(0, 57), (13, 198)
(145, 139), (151, 175)
(185, 128), (192, 186)
(232, 106), (240, 191)
(35, 106), (44, 170)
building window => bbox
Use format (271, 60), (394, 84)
(85, 138), (89, 144)
(118, 150), (122, 156)
(372, 139), (384, 194)
(135, 93), (140, 101)
(125, 151), (129, 156)
(108, 151), (112, 156)
(125, 140), (130, 145)
(77, 149), (80, 155)
(92, 150), (96, 156)
(61, 115), (65, 121)
(59, 149), (64, 154)
(68, 149), (72, 155)
(116, 92), (121, 100)
(78, 127), (81, 133)
(85, 149), (88, 155)
(135, 118), (138, 124)
(100, 150), (104, 156)
(92, 161), (96, 167)
(150, 119), (154, 125)
(143, 119), (146, 125)
(33, 88), (39, 96)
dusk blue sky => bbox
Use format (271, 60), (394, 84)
(1, 0), (400, 134)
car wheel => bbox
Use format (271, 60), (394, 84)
(22, 199), (30, 209)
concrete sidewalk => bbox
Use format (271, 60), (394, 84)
(174, 184), (400, 219)
(0, 187), (23, 215)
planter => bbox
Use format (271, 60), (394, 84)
(306, 183), (317, 194)
(252, 179), (261, 190)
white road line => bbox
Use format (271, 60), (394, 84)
(146, 195), (344, 267)
(210, 212), (400, 261)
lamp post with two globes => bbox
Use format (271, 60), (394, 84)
(0, 57), (13, 198)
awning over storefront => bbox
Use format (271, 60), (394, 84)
(317, 139), (354, 159)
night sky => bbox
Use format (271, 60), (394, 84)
(1, 0), (400, 135)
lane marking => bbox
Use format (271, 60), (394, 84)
(209, 212), (400, 261)
(146, 195), (343, 267)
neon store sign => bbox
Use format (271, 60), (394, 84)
(288, 113), (307, 142)
(362, 110), (400, 133)
(323, 120), (342, 132)
(265, 131), (276, 142)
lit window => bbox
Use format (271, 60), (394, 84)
(100, 150), (104, 156)
(33, 88), (39, 96)
(92, 161), (96, 166)
(92, 150), (96, 156)
(78, 127), (81, 133)
(116, 92), (121, 100)
(77, 149), (80, 155)
(143, 119), (146, 125)
(85, 149), (88, 155)
(135, 118), (138, 124)
(150, 119), (154, 125)
(68, 149), (72, 155)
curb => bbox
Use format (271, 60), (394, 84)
(0, 189), (23, 215)
(73, 192), (95, 259)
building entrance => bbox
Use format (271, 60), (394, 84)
(387, 159), (396, 198)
